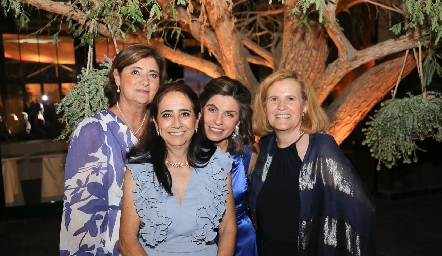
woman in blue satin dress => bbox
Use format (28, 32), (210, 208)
(200, 76), (258, 256)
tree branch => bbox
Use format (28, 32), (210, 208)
(25, 0), (85, 23)
(240, 34), (274, 68)
(337, 0), (406, 14)
(326, 52), (418, 144)
(323, 0), (357, 60)
(315, 31), (421, 103)
(149, 40), (224, 77)
(156, 1), (223, 61)
(203, 0), (258, 87)
(23, 0), (223, 78)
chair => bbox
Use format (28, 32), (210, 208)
(40, 152), (67, 203)
(1, 155), (25, 207)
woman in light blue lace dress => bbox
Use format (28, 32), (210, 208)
(119, 82), (237, 255)
(60, 44), (165, 256)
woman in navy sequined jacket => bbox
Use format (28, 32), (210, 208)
(249, 70), (375, 256)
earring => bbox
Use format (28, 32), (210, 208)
(195, 128), (198, 134)
(117, 85), (120, 93)
(232, 125), (239, 138)
(302, 112), (305, 120)
(156, 130), (159, 136)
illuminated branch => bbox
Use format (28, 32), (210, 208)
(323, 0), (357, 60)
(315, 31), (421, 102)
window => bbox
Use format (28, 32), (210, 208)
(1, 33), (76, 141)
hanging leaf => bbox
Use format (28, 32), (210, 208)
(362, 91), (442, 170)
(55, 58), (112, 141)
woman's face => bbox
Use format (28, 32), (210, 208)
(203, 95), (240, 151)
(154, 91), (200, 149)
(114, 57), (160, 106)
(265, 78), (308, 134)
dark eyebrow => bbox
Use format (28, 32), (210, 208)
(206, 103), (218, 109)
(159, 108), (191, 114)
(128, 66), (159, 73)
(159, 109), (172, 114)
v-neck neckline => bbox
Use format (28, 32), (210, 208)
(172, 168), (195, 205)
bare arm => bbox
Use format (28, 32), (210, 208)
(216, 173), (237, 256)
(119, 169), (148, 256)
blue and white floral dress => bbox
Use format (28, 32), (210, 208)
(126, 147), (233, 255)
(60, 110), (137, 256)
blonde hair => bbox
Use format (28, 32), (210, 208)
(252, 70), (329, 137)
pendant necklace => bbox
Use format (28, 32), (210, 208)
(294, 131), (305, 144)
(116, 102), (147, 136)
(276, 131), (305, 147)
(165, 159), (189, 168)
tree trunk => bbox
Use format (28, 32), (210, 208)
(279, 0), (328, 84)
(204, 1), (258, 91)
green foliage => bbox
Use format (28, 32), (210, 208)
(362, 92), (442, 170)
(292, 0), (325, 23)
(1, 0), (29, 26)
(267, 0), (328, 31)
(55, 59), (112, 141)
(3, 0), (165, 46)
(390, 0), (442, 45)
(72, 0), (151, 46)
(423, 50), (442, 87)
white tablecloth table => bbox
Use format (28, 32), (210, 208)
(31, 152), (67, 203)
(1, 155), (25, 207)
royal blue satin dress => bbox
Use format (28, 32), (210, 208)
(229, 149), (258, 256)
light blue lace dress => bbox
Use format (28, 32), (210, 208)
(126, 147), (233, 255)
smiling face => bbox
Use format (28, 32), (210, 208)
(154, 91), (200, 150)
(265, 78), (308, 135)
(114, 57), (160, 106)
(203, 95), (240, 151)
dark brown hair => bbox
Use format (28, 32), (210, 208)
(128, 82), (216, 194)
(199, 76), (254, 155)
(105, 44), (165, 106)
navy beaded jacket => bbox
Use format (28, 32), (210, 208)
(249, 132), (376, 256)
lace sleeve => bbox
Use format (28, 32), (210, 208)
(126, 163), (171, 246)
(193, 147), (233, 243)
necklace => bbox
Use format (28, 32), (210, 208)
(116, 102), (147, 136)
(294, 131), (305, 144)
(165, 159), (189, 168)
(278, 131), (305, 146)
